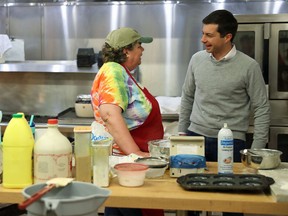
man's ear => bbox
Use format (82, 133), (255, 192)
(225, 33), (233, 42)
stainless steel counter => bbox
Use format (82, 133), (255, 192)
(0, 61), (99, 73)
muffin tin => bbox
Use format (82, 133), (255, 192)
(177, 173), (275, 193)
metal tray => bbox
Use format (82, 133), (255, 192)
(58, 107), (94, 125)
(177, 173), (275, 193)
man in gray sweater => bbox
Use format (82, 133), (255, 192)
(178, 9), (270, 163)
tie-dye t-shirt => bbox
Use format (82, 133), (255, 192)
(91, 62), (152, 130)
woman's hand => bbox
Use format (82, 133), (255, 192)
(133, 150), (150, 158)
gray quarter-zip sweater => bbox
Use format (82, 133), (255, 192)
(178, 50), (270, 149)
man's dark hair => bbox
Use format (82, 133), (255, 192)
(202, 10), (238, 42)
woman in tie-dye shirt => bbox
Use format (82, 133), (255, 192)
(91, 27), (164, 216)
(91, 27), (164, 158)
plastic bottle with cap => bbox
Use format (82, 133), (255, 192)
(217, 123), (234, 174)
(34, 119), (72, 183)
(2, 113), (34, 188)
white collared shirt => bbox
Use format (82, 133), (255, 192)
(210, 45), (236, 61)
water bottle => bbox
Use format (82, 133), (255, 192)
(34, 119), (72, 183)
(2, 113), (34, 188)
(218, 123), (234, 174)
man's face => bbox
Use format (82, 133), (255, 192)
(201, 24), (227, 56)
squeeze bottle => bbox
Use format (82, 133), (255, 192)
(2, 113), (34, 188)
(34, 119), (72, 183)
(217, 123), (234, 174)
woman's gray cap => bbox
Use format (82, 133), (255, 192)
(105, 27), (153, 49)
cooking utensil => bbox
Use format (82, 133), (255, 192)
(177, 173), (275, 192)
(240, 148), (283, 170)
(29, 114), (34, 126)
(18, 177), (74, 210)
(22, 181), (111, 216)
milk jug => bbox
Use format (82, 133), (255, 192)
(217, 123), (234, 174)
(2, 113), (34, 188)
(34, 119), (72, 183)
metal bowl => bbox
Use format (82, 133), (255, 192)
(240, 148), (283, 170)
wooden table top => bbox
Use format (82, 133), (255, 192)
(0, 162), (288, 215)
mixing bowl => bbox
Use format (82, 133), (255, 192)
(135, 157), (169, 178)
(148, 139), (170, 160)
(240, 148), (282, 170)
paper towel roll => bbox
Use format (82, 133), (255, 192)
(4, 39), (25, 62)
(0, 34), (12, 63)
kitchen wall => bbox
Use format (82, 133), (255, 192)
(0, 0), (288, 116)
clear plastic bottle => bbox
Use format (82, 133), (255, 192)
(92, 138), (112, 187)
(217, 123), (234, 174)
(2, 113), (34, 188)
(34, 119), (72, 183)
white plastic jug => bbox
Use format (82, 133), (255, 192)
(34, 119), (72, 183)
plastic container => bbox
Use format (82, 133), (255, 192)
(148, 139), (170, 161)
(92, 138), (112, 187)
(75, 94), (94, 118)
(170, 154), (206, 177)
(2, 113), (34, 188)
(114, 163), (148, 187)
(34, 119), (72, 183)
(218, 123), (234, 174)
(74, 126), (92, 182)
(22, 181), (111, 216)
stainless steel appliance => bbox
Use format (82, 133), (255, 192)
(270, 126), (288, 162)
(269, 23), (288, 99)
(233, 15), (288, 162)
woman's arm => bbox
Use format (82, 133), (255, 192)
(99, 103), (150, 157)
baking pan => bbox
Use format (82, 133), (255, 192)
(177, 173), (274, 193)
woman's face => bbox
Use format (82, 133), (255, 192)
(123, 42), (144, 71)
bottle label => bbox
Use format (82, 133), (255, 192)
(218, 139), (233, 174)
(34, 153), (72, 183)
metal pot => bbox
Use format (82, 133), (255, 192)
(240, 148), (283, 170)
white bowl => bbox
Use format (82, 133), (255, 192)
(146, 166), (168, 178)
(135, 157), (169, 178)
(114, 163), (148, 187)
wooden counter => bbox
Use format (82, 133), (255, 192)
(0, 163), (288, 215)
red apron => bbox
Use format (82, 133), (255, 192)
(124, 66), (165, 216)
(123, 66), (164, 152)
